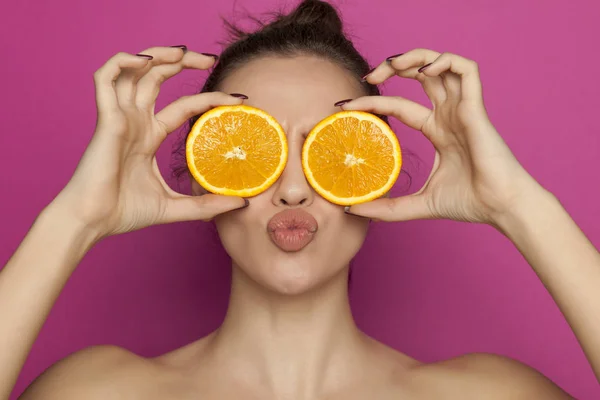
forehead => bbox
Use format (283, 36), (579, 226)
(218, 55), (364, 130)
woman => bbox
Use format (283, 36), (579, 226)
(1, 0), (597, 398)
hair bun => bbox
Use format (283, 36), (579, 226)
(273, 0), (344, 34)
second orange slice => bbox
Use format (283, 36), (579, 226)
(302, 111), (402, 206)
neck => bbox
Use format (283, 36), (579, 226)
(208, 263), (370, 398)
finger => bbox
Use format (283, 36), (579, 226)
(136, 51), (219, 109)
(93, 52), (152, 114)
(347, 150), (440, 221)
(340, 95), (431, 133)
(366, 49), (447, 105)
(154, 91), (245, 135)
(346, 194), (432, 222)
(419, 52), (483, 103)
(113, 46), (188, 106)
(439, 72), (462, 106)
(384, 48), (442, 78)
(164, 193), (248, 223)
(113, 53), (155, 107)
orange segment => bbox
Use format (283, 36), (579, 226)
(186, 105), (287, 197)
(302, 111), (401, 205)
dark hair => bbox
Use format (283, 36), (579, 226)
(199, 0), (382, 100)
(171, 0), (387, 181)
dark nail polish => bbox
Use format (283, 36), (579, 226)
(230, 93), (249, 99)
(170, 45), (188, 53)
(334, 99), (353, 107)
(386, 53), (404, 62)
(360, 68), (376, 82)
(242, 199), (250, 208)
(135, 54), (153, 60)
(201, 52), (219, 59)
(418, 63), (433, 73)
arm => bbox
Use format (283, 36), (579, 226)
(495, 184), (600, 381)
(343, 48), (592, 394)
(0, 47), (246, 400)
(0, 204), (98, 400)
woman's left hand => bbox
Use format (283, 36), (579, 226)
(343, 48), (543, 225)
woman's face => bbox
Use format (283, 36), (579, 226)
(191, 55), (370, 295)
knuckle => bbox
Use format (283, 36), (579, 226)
(113, 51), (129, 60)
(385, 198), (397, 213)
(139, 46), (160, 54)
(210, 91), (229, 99)
(206, 91), (232, 104)
(169, 63), (185, 76)
(179, 97), (197, 115)
(93, 67), (113, 84)
(414, 48), (441, 57)
(194, 195), (211, 207)
(95, 52), (127, 75)
(414, 73), (427, 84)
(439, 52), (453, 61)
(93, 69), (103, 81)
(147, 69), (167, 84)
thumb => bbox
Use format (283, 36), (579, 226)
(164, 194), (248, 223)
(345, 194), (432, 222)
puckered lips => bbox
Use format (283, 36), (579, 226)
(267, 209), (318, 252)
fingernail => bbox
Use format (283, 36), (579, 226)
(170, 45), (188, 53)
(344, 206), (352, 214)
(135, 54), (154, 60)
(201, 52), (219, 59)
(360, 68), (376, 82)
(230, 93), (249, 99)
(418, 63), (433, 73)
(334, 99), (353, 107)
(242, 199), (250, 208)
(386, 53), (404, 62)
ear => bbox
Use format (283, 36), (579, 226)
(189, 172), (209, 196)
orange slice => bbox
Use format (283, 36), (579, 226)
(302, 111), (401, 205)
(186, 105), (287, 197)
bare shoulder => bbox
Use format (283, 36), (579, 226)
(408, 352), (573, 399)
(19, 345), (155, 400)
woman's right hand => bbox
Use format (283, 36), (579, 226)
(53, 46), (247, 239)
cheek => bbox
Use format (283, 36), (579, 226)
(214, 212), (251, 254)
(322, 214), (370, 262)
(213, 203), (272, 269)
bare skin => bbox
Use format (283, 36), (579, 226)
(0, 45), (593, 399)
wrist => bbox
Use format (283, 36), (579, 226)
(490, 182), (558, 237)
(39, 198), (104, 248)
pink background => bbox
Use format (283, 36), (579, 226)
(1, 0), (599, 398)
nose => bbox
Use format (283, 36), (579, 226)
(271, 142), (314, 207)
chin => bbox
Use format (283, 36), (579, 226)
(254, 249), (347, 295)
(229, 242), (350, 296)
